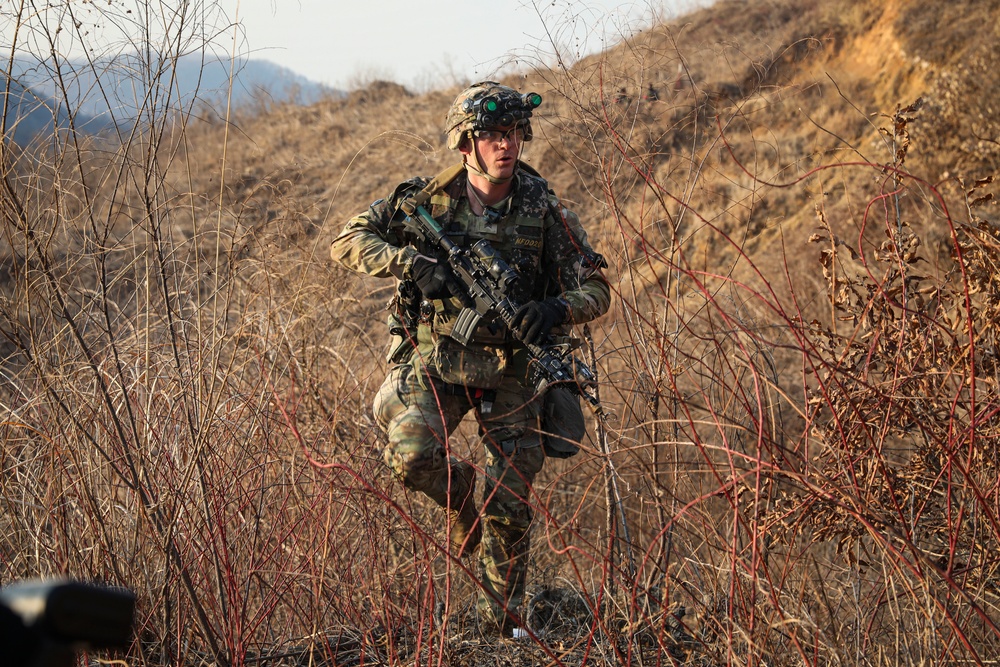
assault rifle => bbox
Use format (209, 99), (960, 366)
(401, 202), (605, 418)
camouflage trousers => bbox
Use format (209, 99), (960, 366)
(373, 361), (546, 633)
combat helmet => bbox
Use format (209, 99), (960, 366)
(445, 81), (542, 150)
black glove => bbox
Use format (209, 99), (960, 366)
(510, 298), (567, 346)
(411, 254), (454, 299)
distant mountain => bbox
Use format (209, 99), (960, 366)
(1, 76), (58, 145)
(1, 75), (107, 146)
(4, 52), (339, 144)
(166, 53), (342, 110)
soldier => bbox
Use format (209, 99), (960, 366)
(330, 81), (611, 637)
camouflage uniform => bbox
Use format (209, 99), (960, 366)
(330, 84), (610, 635)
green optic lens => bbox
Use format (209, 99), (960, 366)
(483, 99), (498, 112)
(526, 93), (542, 107)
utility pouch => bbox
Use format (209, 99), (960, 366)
(542, 385), (585, 458)
(428, 337), (507, 389)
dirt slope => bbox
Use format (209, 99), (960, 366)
(180, 0), (998, 278)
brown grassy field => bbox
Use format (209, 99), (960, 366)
(2, 0), (1000, 664)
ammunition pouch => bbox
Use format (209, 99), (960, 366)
(407, 293), (509, 347)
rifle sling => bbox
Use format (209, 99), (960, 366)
(400, 162), (466, 215)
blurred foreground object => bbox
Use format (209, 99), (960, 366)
(0, 579), (135, 667)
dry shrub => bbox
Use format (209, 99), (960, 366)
(3, 1), (1000, 666)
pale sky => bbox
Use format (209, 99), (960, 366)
(5, 1), (707, 91)
(213, 0), (706, 90)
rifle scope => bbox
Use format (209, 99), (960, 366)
(470, 240), (519, 293)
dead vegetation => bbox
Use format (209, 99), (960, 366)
(2, 0), (1000, 665)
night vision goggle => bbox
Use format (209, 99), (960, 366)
(463, 92), (542, 129)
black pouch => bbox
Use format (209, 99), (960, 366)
(542, 386), (585, 458)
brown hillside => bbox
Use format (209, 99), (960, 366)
(167, 0), (1000, 337)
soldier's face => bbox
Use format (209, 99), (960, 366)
(469, 125), (522, 180)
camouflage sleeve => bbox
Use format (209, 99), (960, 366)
(543, 201), (611, 324)
(330, 183), (422, 279)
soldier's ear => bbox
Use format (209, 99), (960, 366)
(458, 134), (473, 155)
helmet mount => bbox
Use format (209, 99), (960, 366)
(445, 81), (542, 152)
(461, 91), (541, 129)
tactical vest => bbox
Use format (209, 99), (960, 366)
(410, 165), (552, 343)
(384, 164), (589, 459)
(385, 163), (556, 389)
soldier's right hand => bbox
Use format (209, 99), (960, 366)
(411, 254), (455, 299)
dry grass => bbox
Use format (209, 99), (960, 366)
(2, 0), (1000, 665)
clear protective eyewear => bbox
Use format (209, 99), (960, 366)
(472, 126), (526, 145)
